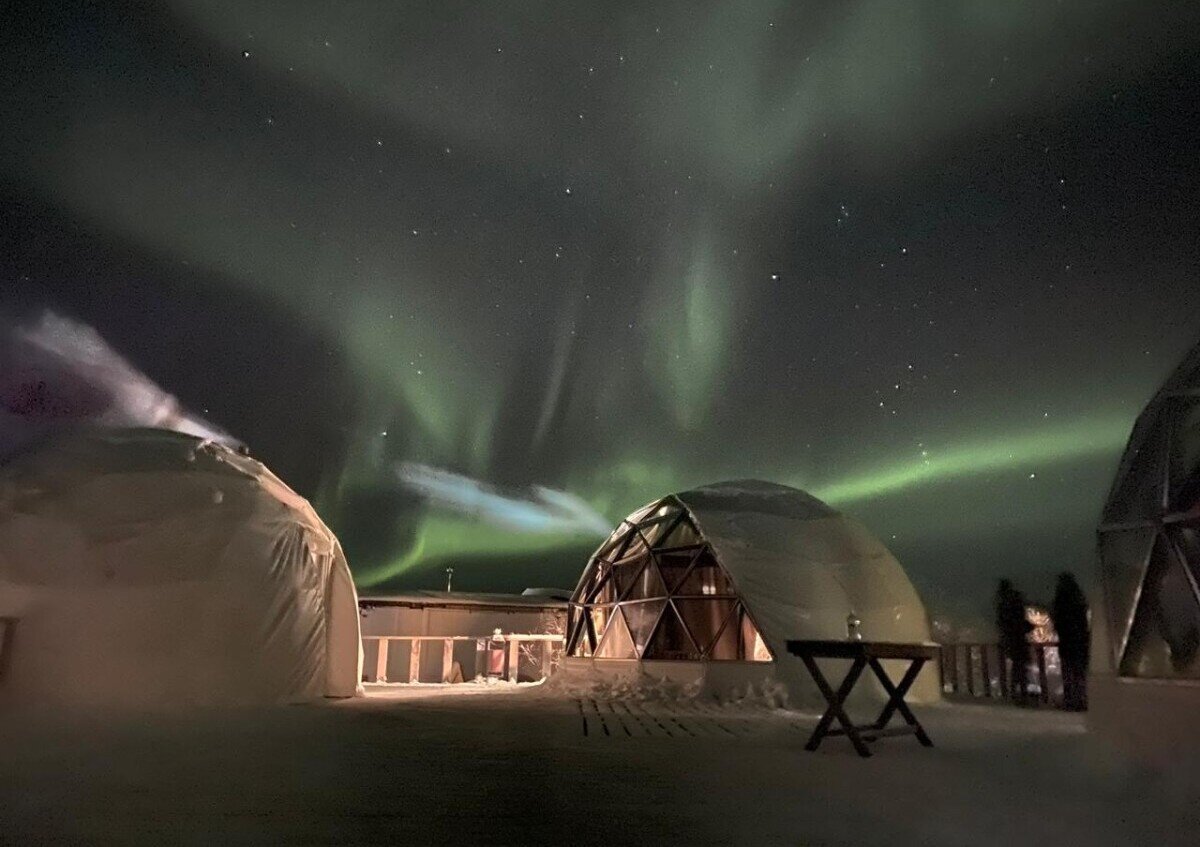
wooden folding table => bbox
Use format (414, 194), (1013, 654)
(785, 639), (939, 758)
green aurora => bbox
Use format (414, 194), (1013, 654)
(355, 413), (1136, 588)
(808, 415), (1133, 506)
(4, 1), (1198, 611)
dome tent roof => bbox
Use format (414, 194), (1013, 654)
(675, 480), (931, 653)
(0, 427), (361, 707)
(674, 478), (836, 521)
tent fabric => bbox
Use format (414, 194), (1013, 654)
(566, 480), (938, 703)
(1097, 339), (1200, 679)
(0, 428), (362, 707)
(678, 480), (932, 651)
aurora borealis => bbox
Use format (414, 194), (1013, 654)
(2, 1), (1199, 620)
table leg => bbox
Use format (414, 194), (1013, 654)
(800, 654), (871, 757)
(866, 657), (933, 746)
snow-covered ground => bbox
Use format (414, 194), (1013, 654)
(2, 688), (1196, 845)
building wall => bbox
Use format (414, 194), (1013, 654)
(359, 605), (561, 639)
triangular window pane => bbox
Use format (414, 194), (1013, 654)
(586, 605), (614, 654)
(657, 513), (701, 549)
(1122, 533), (1200, 677)
(566, 603), (588, 655)
(1168, 398), (1200, 513)
(613, 530), (650, 566)
(675, 548), (736, 596)
(1157, 537), (1200, 673)
(1098, 526), (1158, 660)
(636, 509), (682, 548)
(707, 603), (741, 660)
(624, 499), (665, 527)
(612, 544), (653, 596)
(578, 561), (605, 603)
(595, 608), (637, 659)
(739, 608), (773, 662)
(620, 559), (667, 601)
(1104, 404), (1172, 525)
(675, 598), (737, 656)
(655, 545), (705, 591)
(1173, 522), (1200, 585)
(587, 563), (619, 604)
(596, 525), (633, 563)
(571, 614), (593, 656)
(642, 602), (701, 660)
(573, 560), (601, 603)
(620, 600), (666, 657)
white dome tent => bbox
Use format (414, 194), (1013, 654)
(561, 480), (938, 706)
(0, 428), (362, 708)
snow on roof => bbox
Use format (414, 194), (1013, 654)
(674, 479), (836, 522)
(359, 590), (567, 610)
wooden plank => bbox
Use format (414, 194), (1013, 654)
(865, 657), (933, 747)
(408, 639), (421, 684)
(0, 617), (16, 683)
(828, 725), (918, 740)
(799, 654), (872, 757)
(785, 640), (939, 661)
(441, 639), (454, 683)
(375, 638), (390, 683)
(507, 638), (520, 682)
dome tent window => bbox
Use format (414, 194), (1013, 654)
(566, 496), (771, 663)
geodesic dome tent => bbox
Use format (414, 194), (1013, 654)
(562, 480), (938, 705)
(0, 428), (362, 707)
(1097, 342), (1200, 680)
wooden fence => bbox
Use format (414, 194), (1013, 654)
(0, 617), (15, 683)
(939, 642), (1065, 707)
(362, 634), (564, 685)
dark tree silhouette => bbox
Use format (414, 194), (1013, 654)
(996, 579), (1033, 703)
(1052, 572), (1090, 710)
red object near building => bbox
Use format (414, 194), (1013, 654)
(486, 631), (506, 677)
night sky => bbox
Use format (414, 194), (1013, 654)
(3, 1), (1199, 625)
